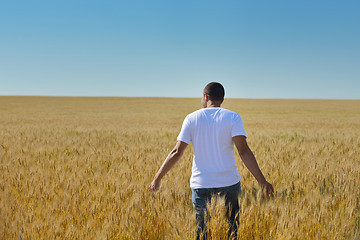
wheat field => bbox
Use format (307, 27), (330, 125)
(0, 96), (359, 239)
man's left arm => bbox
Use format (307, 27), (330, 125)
(149, 141), (188, 193)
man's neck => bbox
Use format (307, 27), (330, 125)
(206, 102), (221, 108)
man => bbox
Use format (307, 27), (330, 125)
(149, 82), (274, 239)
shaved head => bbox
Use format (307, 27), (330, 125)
(203, 82), (225, 102)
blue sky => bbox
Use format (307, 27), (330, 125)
(1, 0), (359, 99)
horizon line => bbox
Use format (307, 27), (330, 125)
(0, 95), (359, 101)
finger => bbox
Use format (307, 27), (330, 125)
(149, 187), (155, 197)
(268, 187), (274, 198)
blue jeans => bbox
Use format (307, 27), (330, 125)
(192, 181), (241, 240)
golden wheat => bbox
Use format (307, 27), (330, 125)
(0, 96), (359, 239)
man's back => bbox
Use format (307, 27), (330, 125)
(177, 107), (247, 189)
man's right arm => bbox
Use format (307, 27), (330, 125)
(149, 141), (188, 194)
(233, 135), (274, 197)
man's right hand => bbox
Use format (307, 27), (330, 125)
(149, 179), (161, 196)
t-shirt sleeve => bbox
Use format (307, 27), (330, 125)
(177, 116), (192, 144)
(231, 114), (247, 138)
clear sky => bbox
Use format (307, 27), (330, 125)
(1, 0), (359, 99)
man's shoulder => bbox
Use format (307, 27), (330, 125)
(219, 108), (241, 117)
(220, 108), (236, 114)
(185, 109), (204, 119)
(186, 108), (240, 119)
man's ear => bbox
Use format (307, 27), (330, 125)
(203, 93), (209, 101)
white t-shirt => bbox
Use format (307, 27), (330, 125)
(177, 107), (247, 189)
